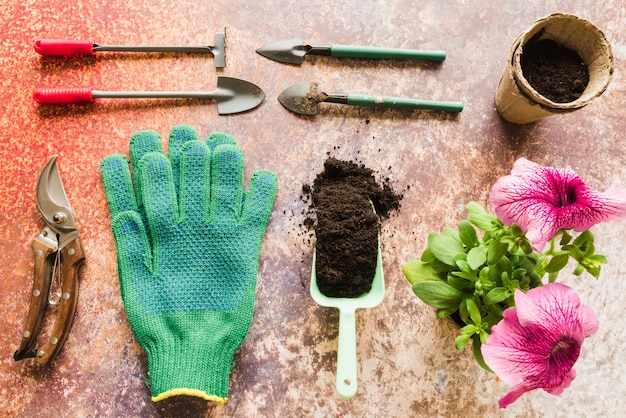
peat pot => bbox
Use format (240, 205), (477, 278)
(495, 13), (614, 124)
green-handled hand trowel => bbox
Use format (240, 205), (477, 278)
(256, 38), (446, 65)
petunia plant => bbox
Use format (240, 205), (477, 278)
(403, 157), (626, 407)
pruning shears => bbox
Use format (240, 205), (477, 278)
(14, 156), (85, 364)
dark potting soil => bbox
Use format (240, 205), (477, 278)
(304, 158), (401, 298)
(521, 38), (589, 103)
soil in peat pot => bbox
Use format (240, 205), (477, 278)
(303, 158), (401, 298)
(521, 37), (589, 103)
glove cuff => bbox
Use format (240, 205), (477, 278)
(145, 338), (236, 404)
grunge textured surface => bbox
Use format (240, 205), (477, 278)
(1, 1), (625, 417)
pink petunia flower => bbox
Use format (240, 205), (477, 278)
(481, 283), (598, 408)
(489, 158), (626, 251)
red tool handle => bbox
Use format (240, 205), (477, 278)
(34, 39), (95, 56)
(33, 87), (94, 104)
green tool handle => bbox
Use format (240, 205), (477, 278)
(331, 45), (446, 62)
(346, 94), (463, 113)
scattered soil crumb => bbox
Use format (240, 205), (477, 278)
(294, 82), (328, 115)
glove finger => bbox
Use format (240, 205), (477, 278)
(167, 125), (199, 196)
(206, 132), (236, 149)
(139, 153), (179, 236)
(110, 211), (153, 295)
(242, 169), (278, 228)
(130, 130), (163, 211)
(101, 154), (138, 218)
(210, 144), (244, 220)
(179, 140), (210, 222)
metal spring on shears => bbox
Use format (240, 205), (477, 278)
(48, 250), (63, 305)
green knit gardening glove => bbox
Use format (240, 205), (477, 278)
(100, 125), (278, 404)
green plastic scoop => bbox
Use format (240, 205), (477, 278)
(310, 239), (385, 399)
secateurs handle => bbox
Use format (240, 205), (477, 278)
(13, 234), (56, 361)
(35, 39), (95, 56)
(37, 236), (85, 364)
(14, 234), (85, 364)
(34, 87), (94, 104)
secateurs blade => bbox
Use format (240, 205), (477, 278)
(35, 32), (227, 68)
(14, 156), (85, 365)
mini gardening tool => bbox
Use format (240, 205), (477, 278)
(35, 32), (227, 68)
(279, 82), (463, 116)
(33, 76), (265, 114)
(310, 229), (385, 399)
(14, 156), (85, 365)
(256, 38), (446, 65)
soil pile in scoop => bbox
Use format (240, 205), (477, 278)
(521, 38), (589, 103)
(304, 158), (401, 298)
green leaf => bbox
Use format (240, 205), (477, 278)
(455, 259), (472, 273)
(520, 240), (533, 255)
(420, 248), (436, 263)
(583, 241), (596, 257)
(454, 333), (472, 350)
(459, 220), (479, 249)
(469, 214), (496, 232)
(528, 271), (542, 288)
(458, 298), (469, 324)
(501, 271), (513, 289)
(585, 264), (601, 279)
(573, 263), (585, 276)
(443, 227), (462, 243)
(544, 253), (569, 273)
(590, 254), (607, 264)
(467, 246), (488, 270)
(518, 255), (537, 272)
(510, 223), (523, 236)
(448, 274), (474, 290)
(428, 232), (465, 266)
(472, 336), (493, 372)
(466, 202), (497, 231)
(402, 260), (443, 285)
(487, 239), (508, 265)
(459, 324), (479, 335)
(482, 287), (510, 305)
(573, 230), (594, 246)
(436, 307), (458, 319)
(412, 281), (464, 309)
(465, 297), (481, 325)
(559, 230), (573, 245)
(566, 245), (585, 261)
(466, 201), (487, 216)
(431, 258), (457, 274)
(451, 271), (478, 283)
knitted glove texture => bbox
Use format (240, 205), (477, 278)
(100, 125), (278, 403)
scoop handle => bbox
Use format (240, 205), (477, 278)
(336, 307), (358, 399)
(33, 87), (94, 104)
(347, 94), (463, 113)
(35, 39), (95, 56)
(331, 45), (446, 62)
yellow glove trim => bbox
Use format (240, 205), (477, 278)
(151, 388), (227, 405)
